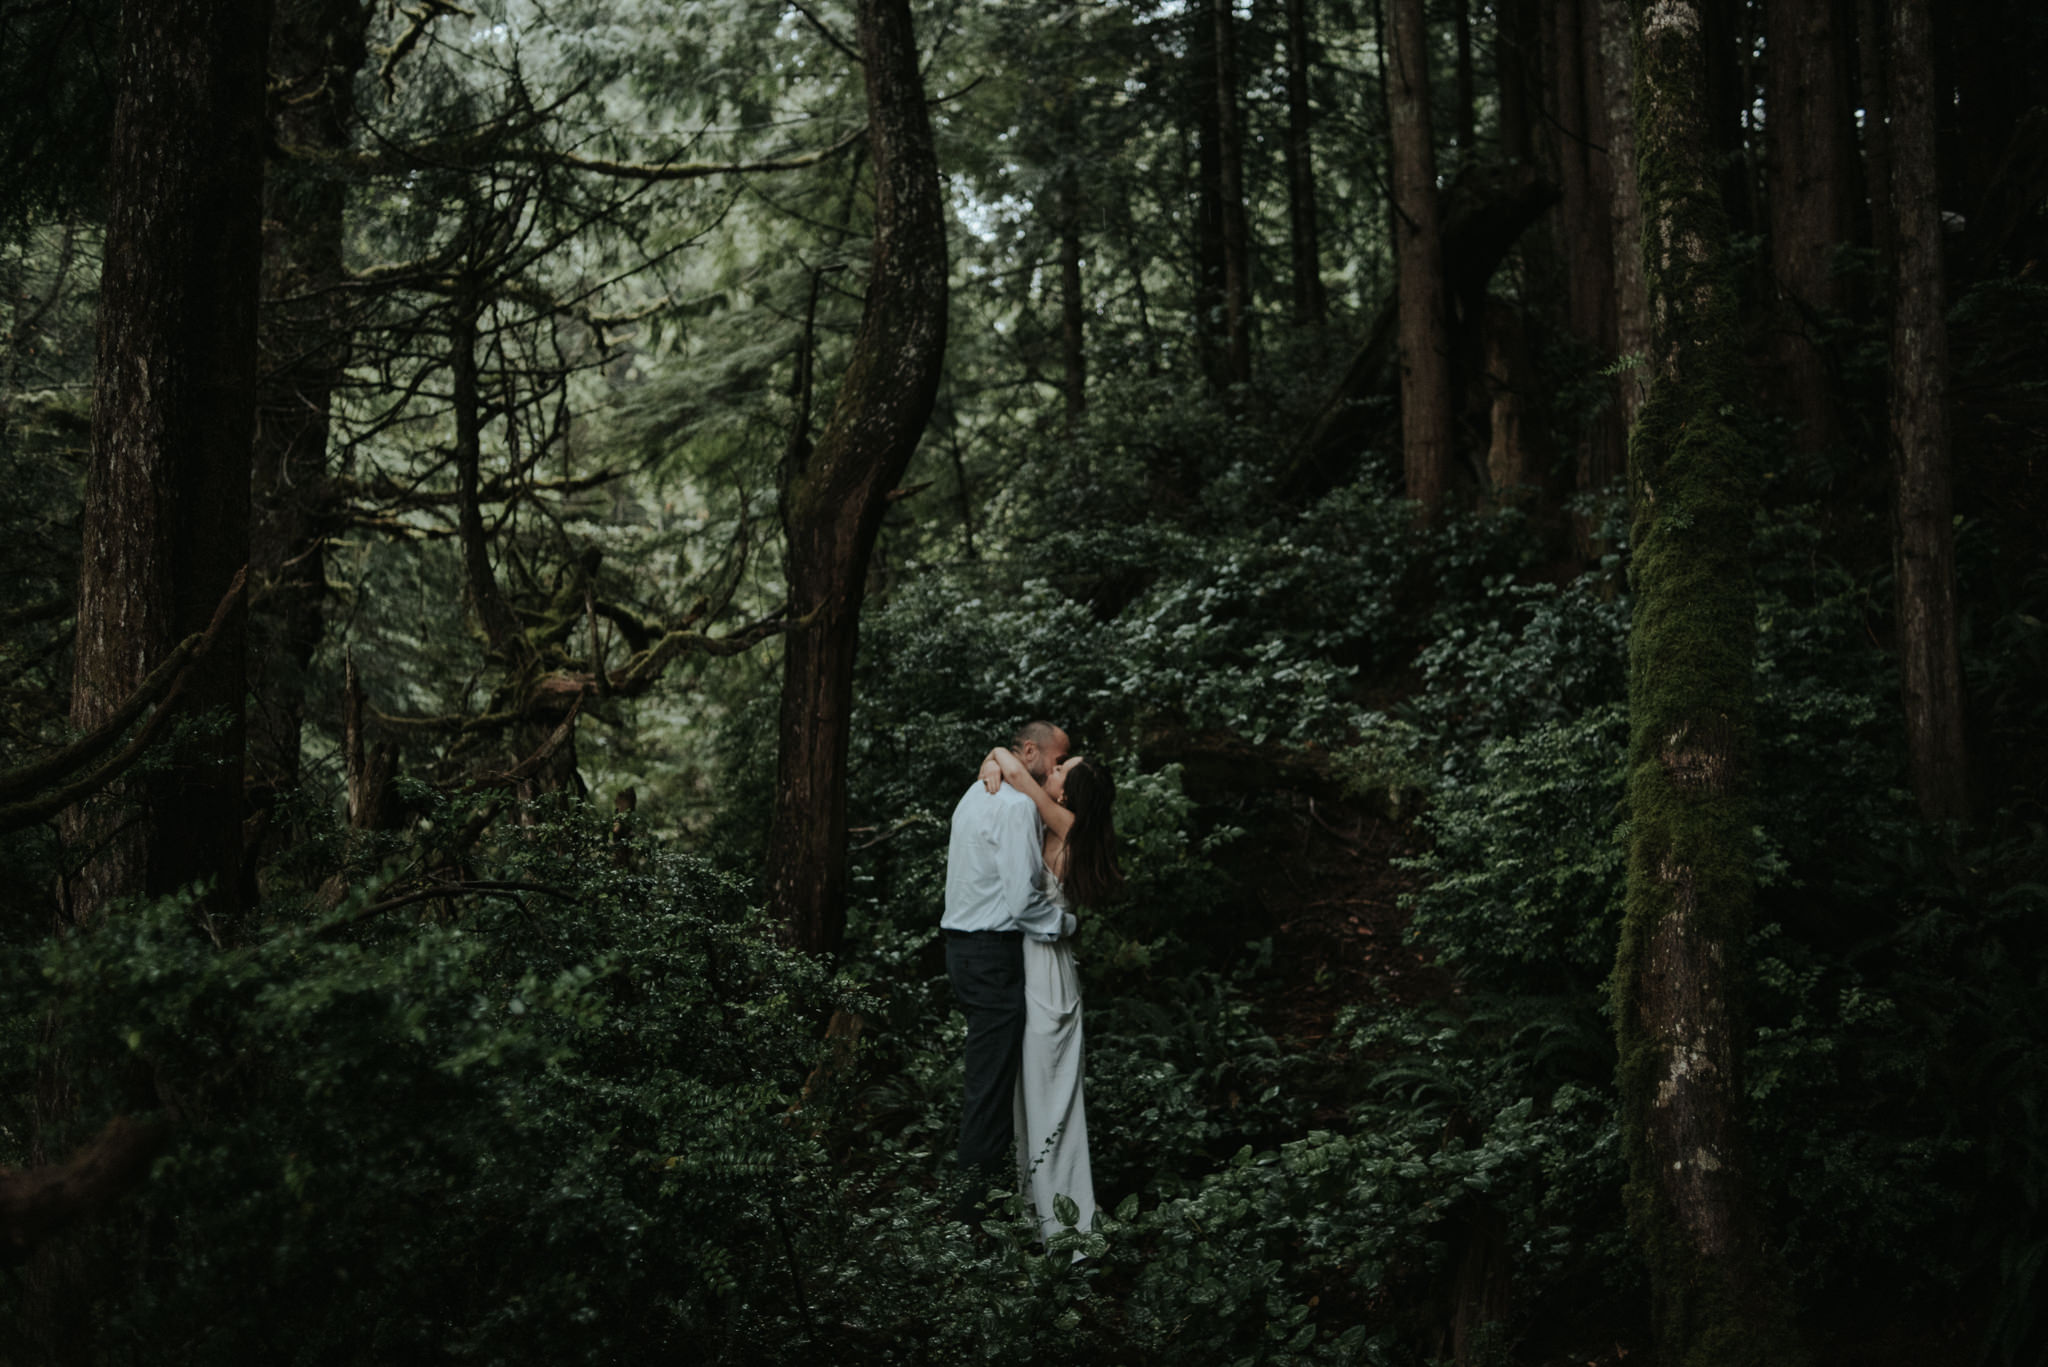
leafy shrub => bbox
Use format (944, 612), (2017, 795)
(1402, 704), (1629, 993)
(2, 811), (855, 1363)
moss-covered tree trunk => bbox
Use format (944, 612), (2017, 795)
(765, 0), (947, 956)
(1611, 3), (1807, 1364)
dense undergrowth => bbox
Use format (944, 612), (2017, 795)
(5, 405), (2045, 1364)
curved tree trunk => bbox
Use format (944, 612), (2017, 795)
(64, 0), (269, 927)
(1886, 0), (1967, 824)
(1385, 0), (1452, 521)
(1612, 2), (1808, 1362)
(765, 0), (948, 956)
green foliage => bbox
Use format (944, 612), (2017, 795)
(2, 812), (855, 1362)
(3, 0), (2044, 1359)
(0, 0), (114, 227)
(1403, 704), (1630, 991)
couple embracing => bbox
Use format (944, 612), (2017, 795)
(941, 720), (1122, 1241)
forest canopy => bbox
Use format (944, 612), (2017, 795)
(1, 0), (2045, 1362)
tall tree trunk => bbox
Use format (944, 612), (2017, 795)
(1733, 0), (1765, 236)
(1603, 0), (1651, 434)
(34, 0), (267, 1351)
(1481, 298), (1536, 505)
(447, 284), (583, 799)
(1282, 0), (1326, 325)
(63, 0), (269, 927)
(1613, 3), (1808, 1363)
(1765, 0), (1856, 460)
(766, 0), (948, 956)
(451, 291), (524, 660)
(1855, 0), (1894, 286)
(1059, 170), (1086, 425)
(1191, 13), (1230, 394)
(1555, 0), (1623, 546)
(1452, 0), (1476, 155)
(1886, 0), (1967, 824)
(248, 0), (370, 799)
(1054, 0), (1086, 424)
(1385, 0), (1451, 521)
(1496, 0), (1537, 165)
(1212, 0), (1253, 388)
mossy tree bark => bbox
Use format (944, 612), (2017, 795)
(1385, 0), (1452, 522)
(1611, 2), (1808, 1363)
(63, 0), (270, 927)
(766, 0), (948, 956)
(1885, 0), (1967, 824)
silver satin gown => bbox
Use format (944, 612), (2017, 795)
(1012, 872), (1096, 1246)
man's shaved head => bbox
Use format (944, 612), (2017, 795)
(1013, 719), (1062, 751)
(1012, 719), (1071, 782)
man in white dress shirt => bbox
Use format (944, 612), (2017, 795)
(942, 719), (1075, 1223)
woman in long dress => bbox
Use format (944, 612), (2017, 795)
(978, 747), (1123, 1247)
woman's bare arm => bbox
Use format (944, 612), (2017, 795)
(979, 746), (1074, 837)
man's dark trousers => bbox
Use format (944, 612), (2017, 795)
(947, 928), (1025, 1220)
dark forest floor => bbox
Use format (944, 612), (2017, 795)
(1242, 791), (1446, 1041)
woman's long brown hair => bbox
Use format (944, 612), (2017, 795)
(1059, 760), (1124, 910)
